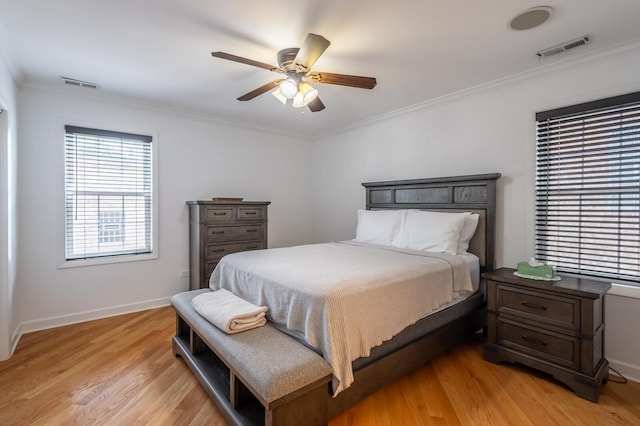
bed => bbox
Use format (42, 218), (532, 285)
(173, 173), (501, 424)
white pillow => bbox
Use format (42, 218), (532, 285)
(354, 209), (406, 246)
(394, 210), (468, 254)
(457, 213), (479, 254)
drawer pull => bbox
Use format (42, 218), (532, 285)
(211, 248), (226, 253)
(211, 231), (225, 234)
(244, 211), (257, 215)
(522, 335), (547, 346)
(522, 301), (547, 310)
(246, 229), (258, 233)
(213, 212), (227, 216)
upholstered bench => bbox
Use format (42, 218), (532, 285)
(171, 289), (333, 426)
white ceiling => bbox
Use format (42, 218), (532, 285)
(2, 0), (640, 138)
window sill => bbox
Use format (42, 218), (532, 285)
(58, 252), (158, 269)
(608, 283), (640, 300)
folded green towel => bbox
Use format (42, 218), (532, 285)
(517, 261), (554, 279)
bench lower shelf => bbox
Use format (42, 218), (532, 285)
(173, 335), (267, 425)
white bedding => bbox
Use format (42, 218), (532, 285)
(209, 241), (474, 395)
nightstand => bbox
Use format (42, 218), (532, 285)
(483, 267), (611, 402)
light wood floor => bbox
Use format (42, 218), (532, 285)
(1, 307), (639, 425)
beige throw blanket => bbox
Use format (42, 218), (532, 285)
(191, 289), (268, 334)
(210, 241), (473, 394)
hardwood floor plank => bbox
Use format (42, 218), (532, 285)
(410, 365), (461, 425)
(1, 307), (638, 425)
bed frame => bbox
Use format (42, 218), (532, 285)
(173, 173), (501, 424)
(328, 172), (501, 415)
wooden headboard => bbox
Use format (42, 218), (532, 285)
(362, 173), (501, 271)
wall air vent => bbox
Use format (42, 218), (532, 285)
(536, 36), (591, 58)
(60, 76), (100, 90)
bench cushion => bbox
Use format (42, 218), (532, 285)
(171, 289), (332, 404)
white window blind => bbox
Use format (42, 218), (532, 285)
(535, 92), (640, 284)
(64, 126), (153, 260)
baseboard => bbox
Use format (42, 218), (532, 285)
(17, 297), (171, 335)
(10, 325), (21, 355)
(0, 327), (21, 361)
(608, 357), (640, 384)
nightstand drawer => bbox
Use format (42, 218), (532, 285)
(498, 319), (579, 370)
(497, 285), (579, 331)
(206, 224), (264, 242)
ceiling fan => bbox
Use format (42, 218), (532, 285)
(211, 33), (377, 112)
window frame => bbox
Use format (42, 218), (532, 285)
(535, 91), (640, 286)
(58, 122), (158, 268)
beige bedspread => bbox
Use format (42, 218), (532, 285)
(209, 241), (473, 395)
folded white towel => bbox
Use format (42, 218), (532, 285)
(191, 289), (268, 334)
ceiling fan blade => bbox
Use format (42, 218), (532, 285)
(307, 72), (377, 89)
(307, 97), (326, 112)
(294, 33), (330, 71)
(211, 51), (281, 72)
(237, 79), (283, 101)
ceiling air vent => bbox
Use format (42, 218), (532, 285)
(536, 36), (591, 58)
(60, 76), (100, 90)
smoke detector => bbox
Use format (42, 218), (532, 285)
(536, 36), (591, 58)
(509, 6), (554, 31)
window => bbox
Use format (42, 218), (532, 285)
(64, 126), (153, 261)
(535, 92), (640, 285)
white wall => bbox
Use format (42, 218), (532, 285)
(311, 45), (640, 381)
(0, 34), (18, 360)
(16, 86), (313, 332)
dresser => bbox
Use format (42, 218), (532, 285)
(483, 267), (610, 402)
(187, 201), (270, 290)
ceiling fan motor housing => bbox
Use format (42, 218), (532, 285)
(277, 48), (301, 71)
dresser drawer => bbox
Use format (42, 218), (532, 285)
(206, 224), (264, 242)
(496, 284), (579, 331)
(205, 241), (265, 260)
(238, 206), (265, 221)
(204, 242), (266, 280)
(203, 206), (235, 223)
(498, 319), (579, 370)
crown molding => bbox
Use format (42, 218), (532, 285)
(312, 37), (640, 141)
(0, 21), (23, 87)
(20, 81), (310, 141)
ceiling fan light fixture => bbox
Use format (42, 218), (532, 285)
(279, 77), (299, 98)
(292, 81), (318, 108)
(271, 87), (287, 104)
